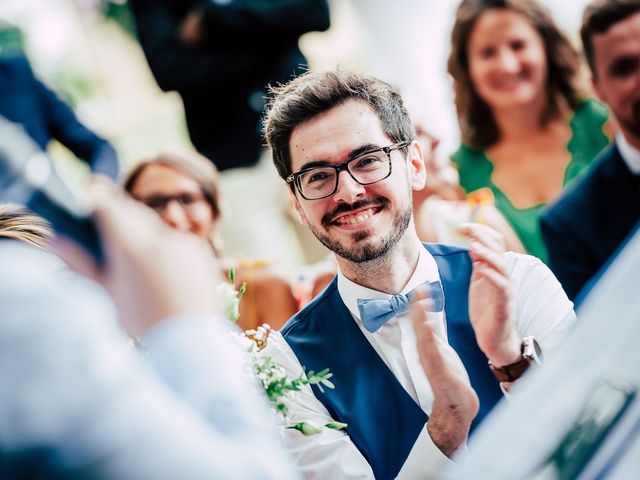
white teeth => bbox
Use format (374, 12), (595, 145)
(338, 209), (373, 225)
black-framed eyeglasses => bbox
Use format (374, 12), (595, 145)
(286, 141), (410, 200)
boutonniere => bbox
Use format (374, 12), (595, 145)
(220, 270), (347, 436)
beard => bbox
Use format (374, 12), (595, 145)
(308, 196), (413, 263)
(618, 99), (640, 139)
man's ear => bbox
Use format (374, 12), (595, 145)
(290, 190), (309, 226)
(407, 140), (427, 191)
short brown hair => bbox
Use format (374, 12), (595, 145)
(448, 0), (583, 149)
(0, 204), (52, 249)
(123, 151), (221, 218)
(263, 70), (415, 182)
(581, 0), (640, 75)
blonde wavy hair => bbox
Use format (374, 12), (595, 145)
(0, 204), (52, 249)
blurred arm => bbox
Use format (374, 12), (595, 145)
(0, 243), (296, 478)
(33, 73), (120, 180)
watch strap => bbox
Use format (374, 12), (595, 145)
(488, 336), (540, 383)
(489, 355), (532, 383)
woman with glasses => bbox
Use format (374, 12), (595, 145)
(123, 151), (299, 330)
(447, 0), (611, 263)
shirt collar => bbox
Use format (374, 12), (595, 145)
(337, 244), (440, 321)
(616, 132), (640, 175)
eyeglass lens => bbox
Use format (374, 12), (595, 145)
(144, 192), (205, 211)
(298, 150), (391, 199)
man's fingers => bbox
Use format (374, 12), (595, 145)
(460, 221), (502, 240)
(471, 262), (510, 290)
(410, 280), (479, 458)
(410, 292), (436, 341)
(85, 177), (172, 259)
(414, 316), (467, 381)
(460, 222), (505, 252)
(469, 240), (509, 276)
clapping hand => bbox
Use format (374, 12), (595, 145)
(411, 289), (479, 457)
(460, 223), (521, 368)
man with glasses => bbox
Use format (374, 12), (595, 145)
(262, 70), (576, 479)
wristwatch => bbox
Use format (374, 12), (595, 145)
(488, 336), (542, 383)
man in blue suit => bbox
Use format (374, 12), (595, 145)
(0, 54), (120, 180)
(541, 0), (640, 304)
(262, 71), (575, 479)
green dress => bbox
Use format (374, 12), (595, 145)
(451, 99), (610, 264)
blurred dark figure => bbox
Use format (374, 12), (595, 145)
(0, 54), (120, 180)
(541, 0), (640, 304)
(128, 0), (330, 172)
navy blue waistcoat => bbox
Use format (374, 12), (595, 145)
(282, 244), (503, 479)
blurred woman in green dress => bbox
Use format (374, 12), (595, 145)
(448, 0), (610, 263)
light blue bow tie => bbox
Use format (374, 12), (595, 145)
(357, 280), (444, 333)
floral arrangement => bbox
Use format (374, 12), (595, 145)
(219, 270), (347, 436)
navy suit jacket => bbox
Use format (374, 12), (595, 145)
(541, 143), (640, 303)
(0, 55), (119, 180)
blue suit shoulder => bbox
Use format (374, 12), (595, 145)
(280, 277), (340, 337)
(423, 242), (469, 257)
(543, 144), (620, 224)
(0, 54), (31, 72)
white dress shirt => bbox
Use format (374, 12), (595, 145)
(265, 244), (576, 479)
(616, 132), (640, 175)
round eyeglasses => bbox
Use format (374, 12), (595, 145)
(286, 141), (409, 200)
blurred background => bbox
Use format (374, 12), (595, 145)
(0, 0), (594, 183)
(0, 0), (597, 273)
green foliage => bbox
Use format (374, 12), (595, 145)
(250, 351), (335, 420)
(102, 0), (137, 38)
(232, 275), (346, 436)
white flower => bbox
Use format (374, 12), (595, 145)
(217, 272), (343, 437)
(289, 420), (324, 436)
(217, 281), (241, 322)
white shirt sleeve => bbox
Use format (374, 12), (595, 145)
(142, 315), (273, 434)
(396, 425), (455, 479)
(508, 252), (577, 355)
(265, 332), (453, 479)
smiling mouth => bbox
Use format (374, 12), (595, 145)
(333, 207), (379, 226)
(322, 199), (388, 229)
(494, 72), (530, 89)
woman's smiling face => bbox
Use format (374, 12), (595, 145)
(468, 9), (548, 113)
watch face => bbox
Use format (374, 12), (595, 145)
(522, 336), (542, 362)
(489, 336), (542, 382)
